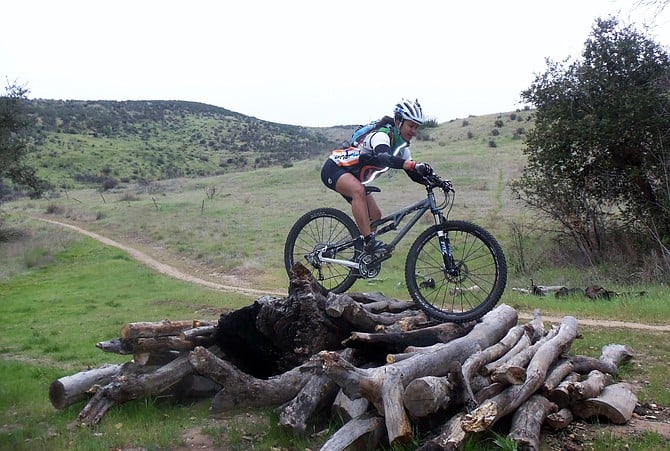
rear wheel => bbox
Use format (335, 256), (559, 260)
(284, 208), (361, 293)
(405, 220), (507, 323)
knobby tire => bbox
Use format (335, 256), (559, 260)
(405, 220), (507, 323)
(284, 208), (361, 294)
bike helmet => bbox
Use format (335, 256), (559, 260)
(394, 98), (424, 125)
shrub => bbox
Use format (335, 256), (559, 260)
(488, 140), (497, 148)
(46, 203), (65, 215)
(101, 178), (118, 191)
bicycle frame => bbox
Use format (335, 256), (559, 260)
(317, 185), (448, 270)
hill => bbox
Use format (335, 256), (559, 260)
(24, 99), (353, 188)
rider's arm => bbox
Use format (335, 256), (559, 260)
(359, 132), (406, 169)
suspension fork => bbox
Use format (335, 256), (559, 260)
(430, 200), (459, 276)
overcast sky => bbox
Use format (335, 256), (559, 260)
(2, 1), (668, 127)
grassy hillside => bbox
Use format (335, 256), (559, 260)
(6, 109), (538, 292)
(24, 99), (353, 189)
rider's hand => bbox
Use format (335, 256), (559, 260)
(415, 163), (433, 176)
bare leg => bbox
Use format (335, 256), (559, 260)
(335, 173), (372, 237)
(366, 195), (381, 232)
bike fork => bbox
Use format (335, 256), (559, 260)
(437, 229), (459, 276)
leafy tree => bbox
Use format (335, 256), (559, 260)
(0, 82), (49, 198)
(511, 17), (670, 263)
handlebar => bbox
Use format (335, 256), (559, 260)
(423, 170), (454, 193)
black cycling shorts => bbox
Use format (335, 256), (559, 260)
(321, 159), (350, 191)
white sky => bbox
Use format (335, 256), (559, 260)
(2, 0), (668, 127)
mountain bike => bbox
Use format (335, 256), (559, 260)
(284, 169), (507, 323)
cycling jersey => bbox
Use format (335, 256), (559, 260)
(327, 125), (411, 184)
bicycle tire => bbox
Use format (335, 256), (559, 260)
(405, 220), (507, 323)
(284, 208), (361, 293)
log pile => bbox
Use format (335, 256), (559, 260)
(50, 263), (638, 450)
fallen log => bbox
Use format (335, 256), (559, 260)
(348, 292), (417, 314)
(462, 316), (578, 432)
(460, 324), (527, 405)
(121, 319), (215, 339)
(49, 363), (124, 410)
(542, 357), (574, 392)
(77, 354), (195, 425)
(545, 407), (574, 429)
(546, 372), (581, 408)
(188, 346), (315, 413)
(507, 394), (557, 451)
(403, 376), (455, 418)
(343, 321), (472, 352)
(486, 325), (560, 382)
(563, 369), (613, 404)
(571, 382), (638, 424)
(325, 292), (419, 331)
(416, 412), (467, 451)
(48, 262), (643, 448)
(570, 343), (634, 376)
(319, 413), (386, 451)
(279, 374), (339, 433)
(331, 389), (369, 422)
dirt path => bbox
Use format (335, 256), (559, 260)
(36, 217), (286, 298)
(37, 217), (670, 333)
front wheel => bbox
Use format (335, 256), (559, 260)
(284, 208), (361, 293)
(405, 220), (507, 323)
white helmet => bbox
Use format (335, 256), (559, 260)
(394, 98), (424, 125)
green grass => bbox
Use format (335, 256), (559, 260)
(0, 234), (258, 450)
(0, 238), (253, 368)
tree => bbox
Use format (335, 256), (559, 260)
(511, 17), (670, 265)
(0, 81), (49, 198)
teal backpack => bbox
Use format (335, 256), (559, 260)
(348, 116), (395, 147)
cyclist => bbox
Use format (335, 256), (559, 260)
(321, 98), (433, 255)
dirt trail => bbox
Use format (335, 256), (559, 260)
(36, 217), (286, 298)
(37, 217), (670, 332)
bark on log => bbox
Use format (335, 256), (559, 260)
(462, 316), (579, 432)
(120, 319), (215, 339)
(77, 354), (195, 425)
(319, 413), (386, 451)
(96, 335), (211, 355)
(507, 394), (557, 451)
(331, 389), (370, 422)
(460, 324), (527, 405)
(571, 382), (638, 424)
(133, 349), (184, 366)
(545, 407), (574, 429)
(325, 293), (418, 331)
(49, 363), (124, 410)
(416, 412), (467, 451)
(486, 326), (560, 382)
(567, 370), (612, 402)
(347, 292), (417, 313)
(343, 322), (472, 353)
(481, 333), (531, 376)
(403, 376), (455, 418)
(278, 374), (339, 433)
(542, 357), (574, 392)
(546, 372), (581, 408)
(181, 325), (217, 340)
(570, 343), (634, 376)
(188, 346), (315, 413)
